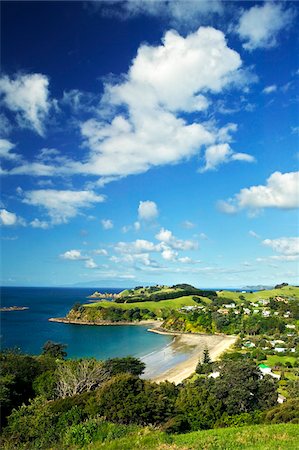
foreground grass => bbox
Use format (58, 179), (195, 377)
(90, 424), (299, 450)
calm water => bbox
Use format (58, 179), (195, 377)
(0, 287), (172, 364)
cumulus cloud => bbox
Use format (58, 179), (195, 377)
(155, 228), (198, 250)
(3, 27), (254, 181)
(200, 143), (255, 172)
(0, 209), (18, 226)
(22, 189), (105, 224)
(262, 237), (299, 256)
(60, 250), (86, 260)
(101, 219), (114, 230)
(236, 3), (295, 51)
(0, 73), (51, 135)
(138, 201), (159, 221)
(219, 171), (299, 214)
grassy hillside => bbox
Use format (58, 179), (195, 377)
(89, 424), (299, 450)
(217, 286), (299, 303)
(84, 295), (198, 315)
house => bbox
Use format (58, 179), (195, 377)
(274, 347), (286, 353)
(275, 296), (288, 304)
(259, 299), (270, 306)
(243, 308), (251, 315)
(286, 324), (296, 329)
(278, 394), (286, 404)
(208, 371), (220, 379)
(223, 303), (236, 309)
(258, 364), (280, 380)
(217, 308), (229, 315)
(243, 341), (255, 348)
(262, 310), (271, 317)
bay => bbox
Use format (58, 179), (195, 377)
(0, 287), (172, 363)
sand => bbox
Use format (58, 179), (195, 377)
(149, 332), (237, 384)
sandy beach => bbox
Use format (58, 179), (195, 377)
(147, 332), (237, 384)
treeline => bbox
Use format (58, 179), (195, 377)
(115, 286), (217, 304)
(69, 305), (158, 322)
(2, 343), (298, 449)
(163, 310), (287, 335)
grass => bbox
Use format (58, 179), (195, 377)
(88, 424), (299, 449)
(217, 286), (299, 303)
(266, 355), (297, 367)
(84, 295), (198, 315)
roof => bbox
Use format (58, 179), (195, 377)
(259, 364), (270, 369)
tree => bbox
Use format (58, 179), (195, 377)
(42, 341), (67, 359)
(212, 360), (277, 415)
(103, 356), (145, 377)
(203, 348), (211, 364)
(56, 359), (109, 398)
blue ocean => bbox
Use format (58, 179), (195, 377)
(0, 287), (172, 364)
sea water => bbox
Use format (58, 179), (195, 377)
(0, 287), (172, 364)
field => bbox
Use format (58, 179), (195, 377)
(84, 295), (198, 315)
(90, 424), (299, 450)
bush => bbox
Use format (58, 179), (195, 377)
(264, 399), (299, 424)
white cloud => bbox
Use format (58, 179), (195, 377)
(219, 171), (299, 213)
(101, 219), (114, 230)
(85, 258), (97, 269)
(105, 0), (223, 27)
(182, 220), (195, 229)
(76, 27), (247, 179)
(216, 200), (238, 215)
(0, 73), (51, 135)
(30, 218), (49, 229)
(263, 85), (277, 94)
(0, 139), (21, 161)
(0, 209), (18, 226)
(0, 113), (12, 136)
(22, 189), (105, 224)
(161, 248), (178, 261)
(236, 3), (295, 51)
(60, 250), (86, 261)
(93, 249), (108, 256)
(3, 27), (254, 181)
(155, 227), (198, 250)
(262, 237), (299, 256)
(200, 143), (255, 172)
(138, 200), (158, 221)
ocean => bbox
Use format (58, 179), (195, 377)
(0, 286), (172, 365)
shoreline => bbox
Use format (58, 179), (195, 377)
(149, 333), (237, 384)
(48, 317), (162, 327)
(49, 317), (237, 384)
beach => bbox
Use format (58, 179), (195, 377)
(143, 331), (237, 384)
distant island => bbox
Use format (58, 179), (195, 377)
(0, 306), (29, 312)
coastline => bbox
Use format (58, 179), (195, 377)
(148, 332), (237, 384)
(48, 317), (162, 327)
(49, 317), (236, 384)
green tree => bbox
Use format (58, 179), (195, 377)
(103, 356), (145, 377)
(42, 340), (67, 359)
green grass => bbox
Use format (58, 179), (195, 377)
(266, 355), (297, 367)
(218, 286), (299, 303)
(84, 295), (198, 315)
(88, 424), (299, 449)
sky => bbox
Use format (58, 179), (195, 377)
(0, 0), (298, 288)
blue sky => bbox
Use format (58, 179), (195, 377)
(0, 0), (298, 288)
